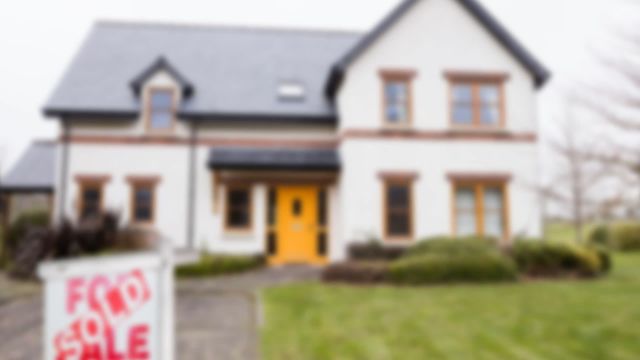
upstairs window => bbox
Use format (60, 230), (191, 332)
(147, 88), (176, 132)
(381, 70), (416, 127)
(447, 72), (507, 129)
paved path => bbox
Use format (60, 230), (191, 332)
(0, 266), (320, 360)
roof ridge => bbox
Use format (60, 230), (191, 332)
(95, 19), (364, 37)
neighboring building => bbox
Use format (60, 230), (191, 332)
(43, 0), (549, 265)
(0, 141), (56, 225)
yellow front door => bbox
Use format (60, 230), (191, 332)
(269, 186), (327, 265)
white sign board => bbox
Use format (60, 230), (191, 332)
(38, 251), (174, 360)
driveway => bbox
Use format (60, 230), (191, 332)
(0, 266), (320, 360)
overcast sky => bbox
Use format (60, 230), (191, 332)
(0, 0), (631, 173)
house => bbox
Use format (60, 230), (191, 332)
(0, 141), (56, 226)
(43, 0), (549, 265)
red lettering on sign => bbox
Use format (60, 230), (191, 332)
(55, 269), (152, 359)
(128, 325), (150, 359)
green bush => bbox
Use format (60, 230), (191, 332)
(511, 240), (604, 277)
(589, 224), (610, 247)
(589, 245), (612, 274)
(389, 252), (517, 285)
(349, 241), (406, 261)
(611, 223), (640, 252)
(405, 236), (498, 257)
(6, 211), (50, 259)
(176, 253), (264, 278)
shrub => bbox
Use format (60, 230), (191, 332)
(175, 253), (264, 278)
(589, 224), (610, 247)
(8, 212), (158, 279)
(348, 241), (406, 261)
(511, 240), (603, 277)
(6, 211), (50, 260)
(389, 252), (518, 285)
(611, 223), (640, 252)
(589, 244), (612, 274)
(322, 261), (389, 284)
(406, 236), (498, 258)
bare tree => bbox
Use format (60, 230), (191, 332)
(573, 4), (640, 217)
(540, 101), (615, 243)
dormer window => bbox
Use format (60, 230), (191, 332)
(278, 82), (306, 101)
(147, 88), (176, 132)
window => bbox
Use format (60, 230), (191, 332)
(131, 183), (155, 224)
(453, 180), (509, 240)
(381, 70), (416, 127)
(77, 181), (105, 221)
(447, 72), (507, 128)
(317, 189), (328, 256)
(147, 88), (175, 131)
(225, 186), (252, 231)
(383, 179), (414, 241)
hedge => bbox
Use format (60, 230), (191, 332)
(612, 223), (640, 251)
(348, 241), (406, 261)
(389, 252), (518, 285)
(511, 240), (606, 277)
(405, 236), (498, 258)
(175, 253), (264, 278)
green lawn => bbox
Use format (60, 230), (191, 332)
(262, 254), (640, 360)
(544, 221), (598, 243)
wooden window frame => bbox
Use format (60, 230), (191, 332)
(380, 69), (417, 129)
(145, 87), (177, 134)
(381, 173), (417, 243)
(450, 177), (511, 242)
(445, 72), (508, 130)
(224, 185), (253, 233)
(126, 176), (161, 225)
(75, 175), (111, 221)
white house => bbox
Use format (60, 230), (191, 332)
(44, 0), (549, 265)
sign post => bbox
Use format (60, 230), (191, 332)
(38, 244), (175, 360)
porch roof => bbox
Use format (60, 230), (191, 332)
(208, 148), (340, 171)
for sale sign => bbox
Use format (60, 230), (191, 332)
(38, 252), (174, 360)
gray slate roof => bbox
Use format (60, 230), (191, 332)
(2, 142), (56, 192)
(44, 22), (361, 120)
(209, 148), (340, 171)
(45, 1), (549, 121)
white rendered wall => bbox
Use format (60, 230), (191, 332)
(334, 0), (542, 254)
(338, 0), (537, 133)
(61, 143), (191, 248)
(339, 140), (542, 249)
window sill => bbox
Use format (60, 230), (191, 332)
(223, 228), (254, 237)
(446, 128), (512, 138)
(380, 126), (415, 134)
(383, 237), (415, 246)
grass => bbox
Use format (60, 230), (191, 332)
(544, 221), (598, 243)
(262, 253), (640, 360)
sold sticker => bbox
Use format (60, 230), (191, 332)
(53, 269), (152, 360)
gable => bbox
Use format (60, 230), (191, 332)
(326, 0), (550, 97)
